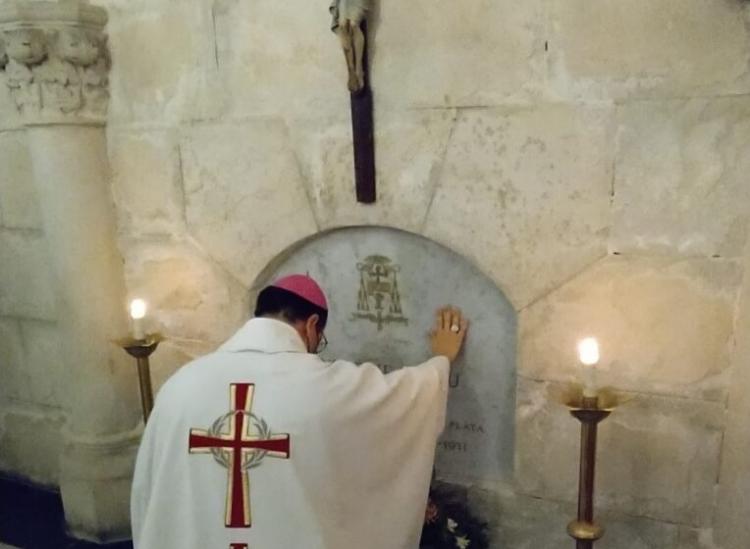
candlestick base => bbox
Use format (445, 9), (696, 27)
(567, 520), (604, 541)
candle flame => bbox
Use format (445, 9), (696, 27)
(578, 337), (600, 366)
(130, 299), (147, 320)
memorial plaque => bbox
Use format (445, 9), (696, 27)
(264, 227), (517, 482)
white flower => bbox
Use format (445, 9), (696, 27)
(447, 518), (458, 533)
(455, 535), (471, 548)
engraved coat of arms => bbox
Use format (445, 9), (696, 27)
(353, 255), (408, 331)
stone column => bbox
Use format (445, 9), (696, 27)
(0, 1), (141, 541)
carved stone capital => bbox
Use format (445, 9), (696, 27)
(0, 1), (109, 125)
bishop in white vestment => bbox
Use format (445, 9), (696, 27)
(131, 275), (468, 549)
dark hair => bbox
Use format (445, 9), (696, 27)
(254, 286), (328, 330)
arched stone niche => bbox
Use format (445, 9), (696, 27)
(262, 226), (517, 483)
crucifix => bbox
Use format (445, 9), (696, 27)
(330, 0), (376, 203)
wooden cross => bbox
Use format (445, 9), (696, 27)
(189, 383), (291, 528)
(331, 1), (376, 203)
(349, 20), (376, 204)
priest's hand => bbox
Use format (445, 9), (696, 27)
(430, 306), (468, 362)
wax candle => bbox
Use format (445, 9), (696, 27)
(130, 299), (147, 340)
(577, 337), (600, 398)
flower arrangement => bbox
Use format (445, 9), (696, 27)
(419, 484), (490, 549)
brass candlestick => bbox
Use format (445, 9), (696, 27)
(564, 387), (621, 549)
(118, 334), (162, 423)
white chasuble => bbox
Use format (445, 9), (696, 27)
(131, 317), (449, 549)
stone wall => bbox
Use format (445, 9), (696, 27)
(1, 0), (750, 546)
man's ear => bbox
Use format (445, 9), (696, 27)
(306, 314), (320, 333)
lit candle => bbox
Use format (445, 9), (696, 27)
(577, 337), (600, 398)
(130, 299), (147, 340)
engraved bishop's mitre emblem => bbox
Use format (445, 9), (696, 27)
(352, 255), (408, 331)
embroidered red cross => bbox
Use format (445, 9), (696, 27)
(189, 383), (290, 528)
